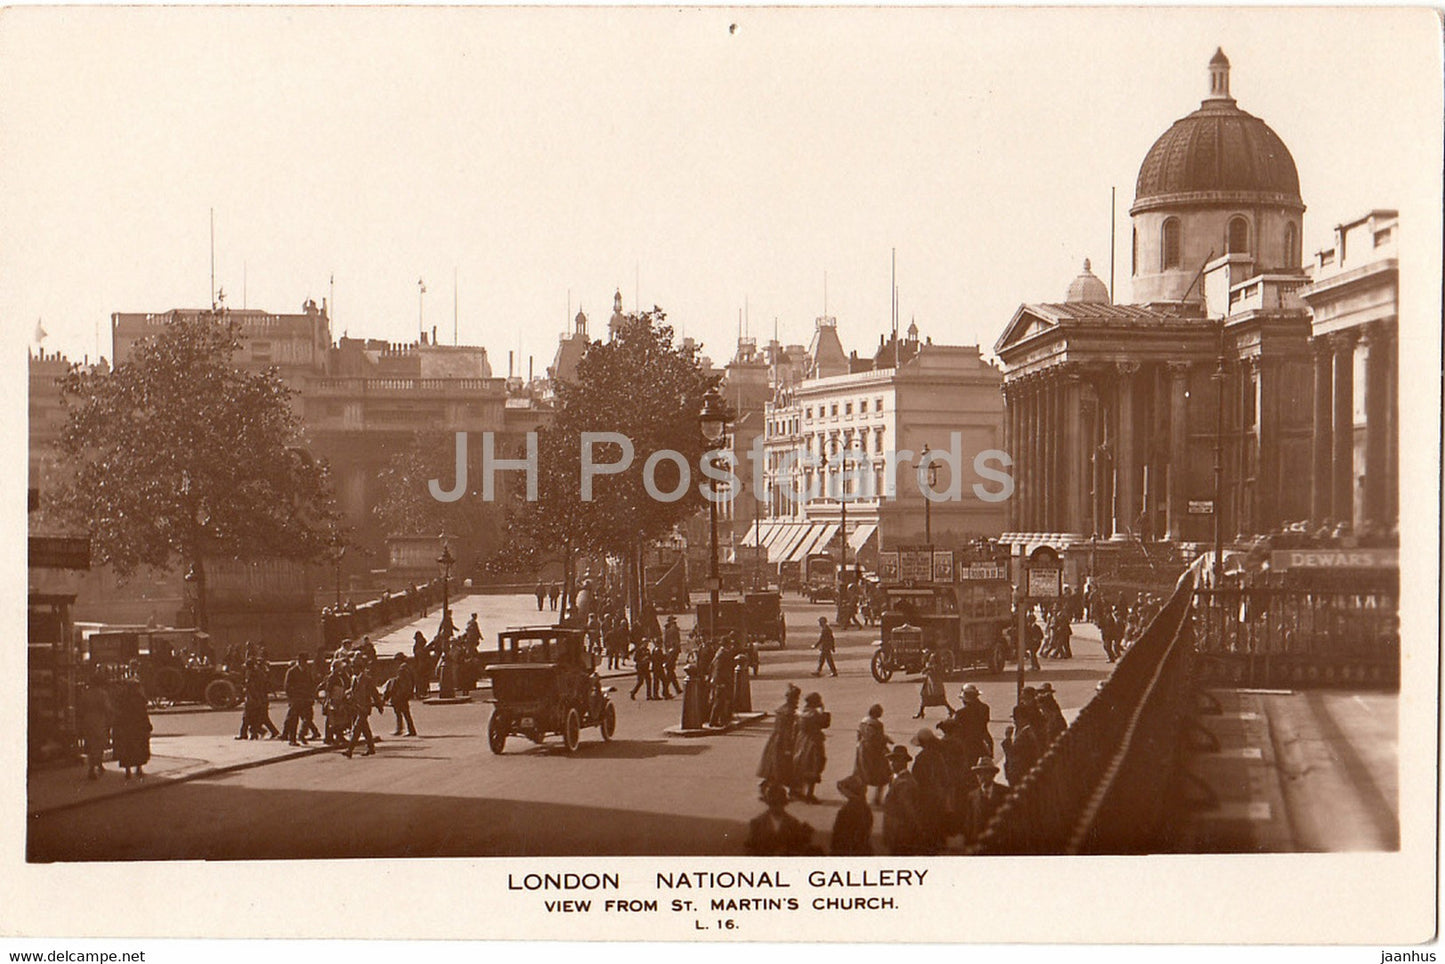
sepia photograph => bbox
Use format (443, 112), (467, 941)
(4, 4), (1439, 946)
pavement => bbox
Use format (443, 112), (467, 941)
(1175, 687), (1399, 852)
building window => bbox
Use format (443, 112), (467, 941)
(1162, 218), (1182, 270)
(859, 399), (868, 413)
(1373, 227), (1392, 247)
(804, 407), (812, 419)
(1227, 216), (1249, 255)
(1284, 223), (1299, 266)
(844, 402), (853, 415)
(831, 404), (838, 417)
(875, 397), (884, 411)
(1131, 227), (1138, 275)
(875, 428), (885, 454)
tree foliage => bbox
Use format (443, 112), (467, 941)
(52, 312), (336, 624)
(509, 308), (721, 563)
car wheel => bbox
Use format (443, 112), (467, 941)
(870, 650), (893, 683)
(563, 708), (581, 752)
(599, 702), (616, 741)
(487, 711), (508, 755)
(204, 677), (238, 709)
(154, 667), (185, 701)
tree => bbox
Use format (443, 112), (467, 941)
(52, 311), (336, 629)
(509, 307), (721, 614)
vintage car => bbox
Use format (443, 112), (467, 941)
(695, 592), (786, 650)
(86, 628), (243, 708)
(870, 579), (1013, 682)
(484, 627), (617, 753)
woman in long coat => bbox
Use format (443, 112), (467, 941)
(76, 676), (113, 780)
(111, 676), (152, 779)
(853, 703), (892, 805)
(757, 684), (801, 798)
(792, 692), (830, 802)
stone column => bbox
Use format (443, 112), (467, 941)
(1114, 361), (1139, 537)
(1331, 332), (1357, 529)
(1257, 356), (1281, 533)
(1361, 324), (1390, 530)
(1019, 380), (1032, 531)
(1064, 370), (1084, 535)
(1003, 384), (1016, 532)
(1386, 325), (1398, 527)
(1042, 374), (1057, 532)
(1166, 361), (1190, 539)
(1030, 379), (1043, 531)
(1310, 340), (1333, 526)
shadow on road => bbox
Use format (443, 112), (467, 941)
(29, 782), (749, 861)
(500, 739), (709, 761)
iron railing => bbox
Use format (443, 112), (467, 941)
(969, 570), (1198, 855)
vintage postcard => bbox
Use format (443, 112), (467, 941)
(2, 4), (1439, 948)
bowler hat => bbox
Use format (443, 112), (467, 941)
(836, 775), (865, 798)
(887, 745), (912, 763)
(972, 756), (1001, 773)
(1037, 682), (1055, 694)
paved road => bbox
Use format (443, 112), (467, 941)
(29, 597), (1114, 861)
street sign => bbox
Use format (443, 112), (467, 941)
(703, 576), (722, 592)
(1028, 568), (1062, 598)
(1188, 500), (1215, 514)
(1270, 548), (1398, 570)
(961, 563), (1008, 581)
(28, 536), (91, 571)
(898, 547), (932, 583)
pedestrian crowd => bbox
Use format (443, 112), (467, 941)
(747, 674), (1077, 856)
(76, 662), (153, 781)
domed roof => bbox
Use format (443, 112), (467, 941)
(1065, 259), (1110, 304)
(1132, 51), (1302, 213)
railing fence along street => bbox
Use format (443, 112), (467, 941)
(969, 570), (1198, 855)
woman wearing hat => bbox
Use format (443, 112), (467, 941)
(913, 650), (953, 719)
(792, 692), (830, 803)
(853, 703), (892, 805)
(829, 775), (873, 855)
(757, 684), (801, 799)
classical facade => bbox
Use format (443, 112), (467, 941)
(996, 50), (1337, 575)
(1299, 210), (1399, 534)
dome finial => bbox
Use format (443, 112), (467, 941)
(1207, 47), (1232, 101)
(1082, 257), (1092, 271)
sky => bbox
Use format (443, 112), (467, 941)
(2, 7), (1439, 374)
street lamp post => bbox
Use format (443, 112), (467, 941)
(437, 538), (456, 628)
(922, 442), (938, 544)
(330, 530), (345, 609)
(699, 389), (728, 643)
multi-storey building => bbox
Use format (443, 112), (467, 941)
(750, 319), (1005, 571)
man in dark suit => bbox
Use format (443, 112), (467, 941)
(281, 653), (315, 746)
(746, 784), (817, 856)
(390, 654), (418, 736)
(882, 745), (925, 855)
(811, 617), (837, 677)
(954, 683), (994, 761)
(966, 755), (1010, 844)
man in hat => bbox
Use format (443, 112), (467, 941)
(882, 745), (925, 855)
(1035, 682), (1067, 743)
(746, 783), (817, 856)
(811, 616), (837, 677)
(1002, 704), (1043, 787)
(954, 683), (994, 761)
(965, 755), (1010, 845)
(389, 653), (418, 737)
(281, 652), (316, 746)
(830, 775), (873, 855)
(910, 728), (950, 852)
